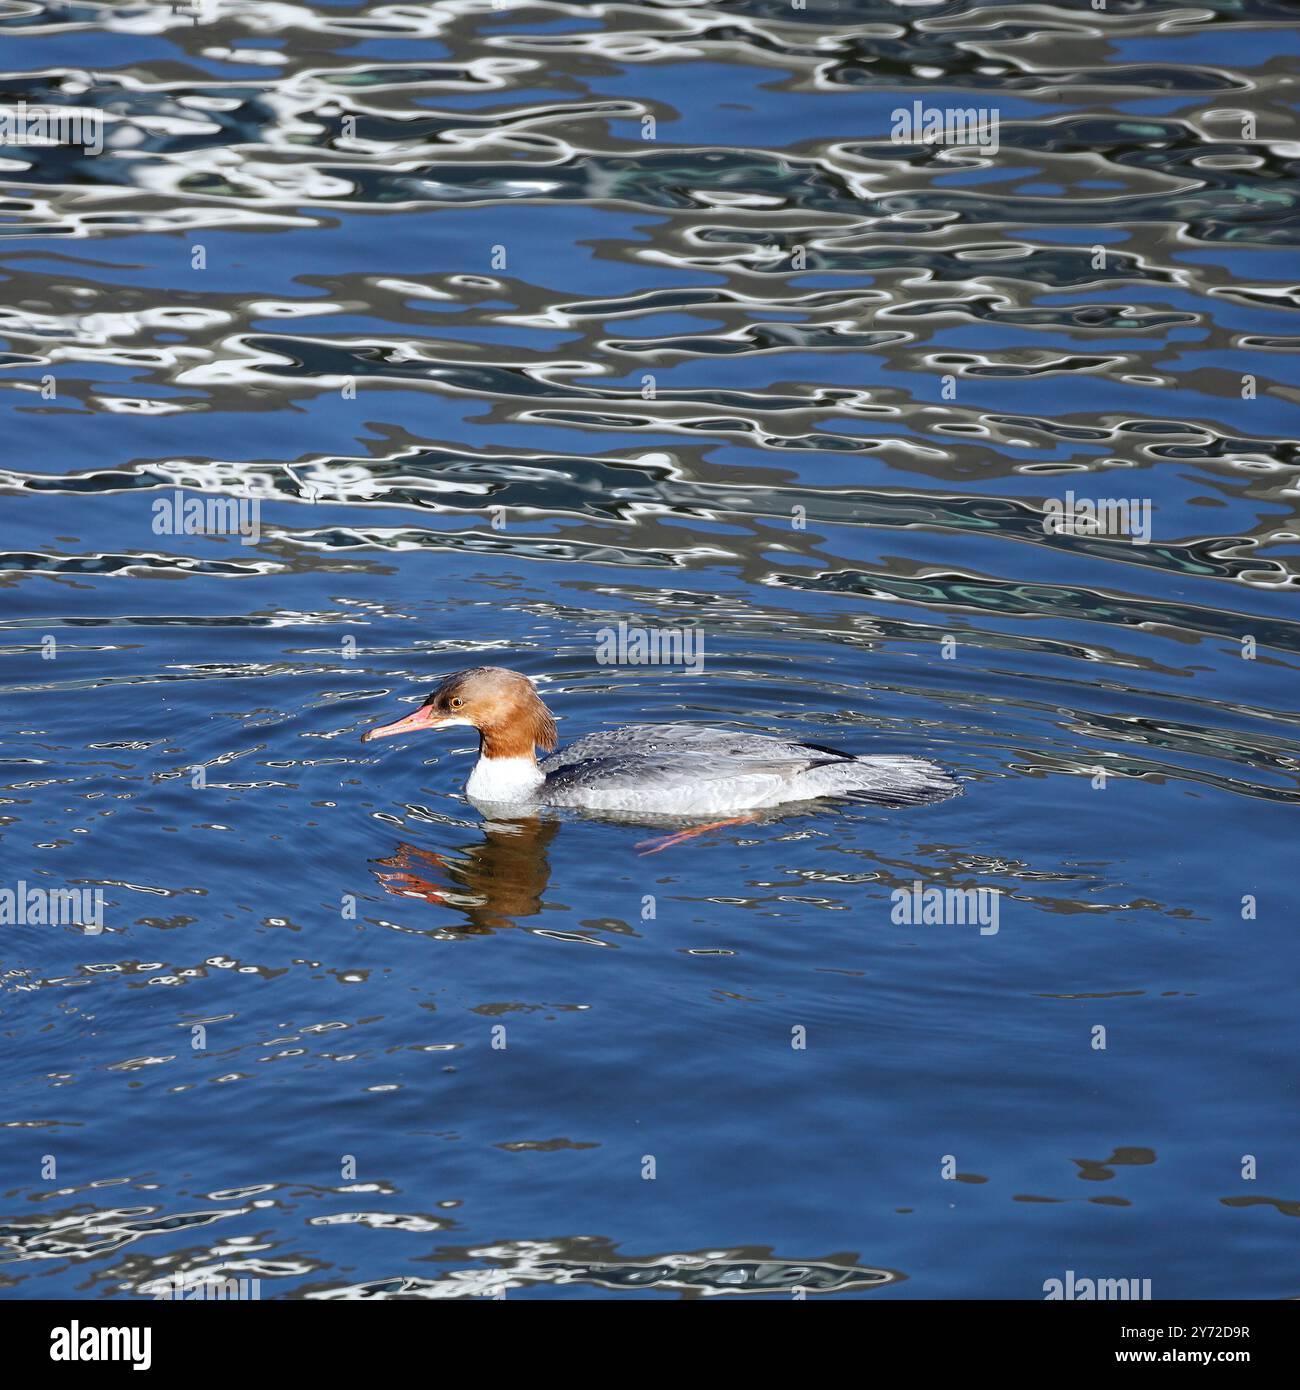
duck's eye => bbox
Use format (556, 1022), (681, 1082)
(449, 696), (464, 709)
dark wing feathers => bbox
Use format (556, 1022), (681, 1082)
(540, 724), (852, 791)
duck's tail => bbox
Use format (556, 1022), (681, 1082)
(837, 755), (963, 808)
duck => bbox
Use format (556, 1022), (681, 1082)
(361, 667), (960, 832)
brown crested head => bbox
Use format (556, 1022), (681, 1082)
(362, 666), (558, 760)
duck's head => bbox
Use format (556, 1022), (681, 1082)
(361, 666), (558, 759)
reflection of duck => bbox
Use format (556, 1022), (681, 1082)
(374, 817), (560, 933)
(363, 667), (959, 849)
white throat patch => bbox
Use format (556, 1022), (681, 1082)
(465, 755), (544, 803)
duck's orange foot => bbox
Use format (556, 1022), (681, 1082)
(635, 814), (759, 856)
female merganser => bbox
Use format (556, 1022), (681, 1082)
(361, 667), (959, 821)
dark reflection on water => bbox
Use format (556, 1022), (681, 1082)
(374, 822), (561, 935)
(1, 0), (1298, 1299)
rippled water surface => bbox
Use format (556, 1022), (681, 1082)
(2, 0), (1299, 1299)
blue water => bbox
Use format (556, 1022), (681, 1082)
(2, 0), (1298, 1299)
